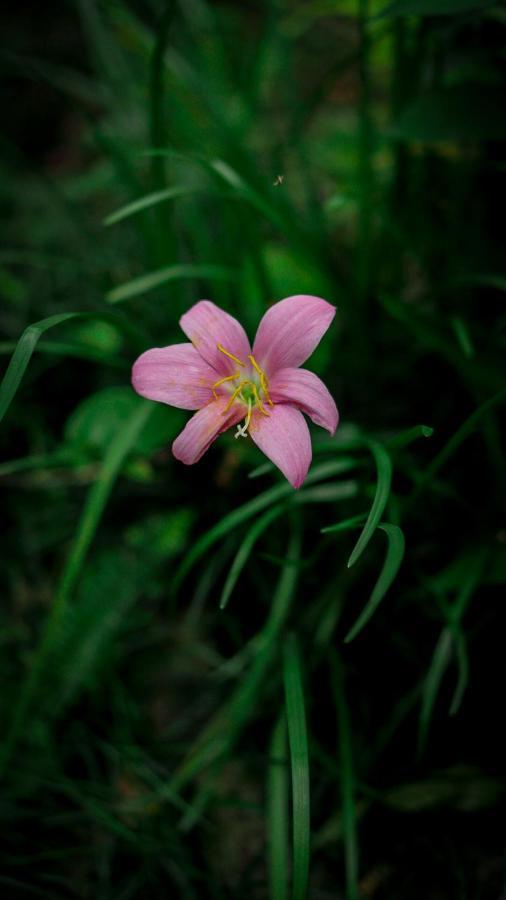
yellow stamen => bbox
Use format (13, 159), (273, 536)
(217, 344), (245, 367)
(251, 383), (270, 416)
(248, 354), (274, 406)
(211, 370), (241, 399)
(224, 379), (250, 413)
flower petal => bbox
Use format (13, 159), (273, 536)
(252, 295), (336, 375)
(132, 343), (217, 410)
(248, 404), (312, 489)
(269, 367), (339, 434)
(172, 396), (245, 465)
(179, 300), (252, 374)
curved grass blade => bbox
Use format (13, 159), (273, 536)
(173, 459), (357, 593)
(386, 424), (434, 450)
(267, 715), (289, 900)
(283, 633), (310, 900)
(450, 626), (469, 716)
(0, 400), (153, 776)
(412, 388), (506, 501)
(329, 650), (358, 900)
(103, 186), (199, 226)
(0, 313), (84, 426)
(220, 505), (285, 610)
(347, 441), (392, 568)
(0, 339), (127, 369)
(418, 627), (453, 758)
(0, 312), (133, 426)
(418, 547), (487, 753)
(106, 263), (236, 304)
(170, 523), (301, 794)
(345, 524), (405, 643)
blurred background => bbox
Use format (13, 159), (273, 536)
(1, 1), (506, 897)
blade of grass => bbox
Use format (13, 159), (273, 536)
(386, 424), (434, 449)
(103, 186), (200, 226)
(172, 458), (358, 593)
(345, 524), (405, 642)
(329, 650), (358, 900)
(0, 312), (134, 426)
(0, 400), (153, 777)
(219, 504), (286, 609)
(105, 263), (236, 304)
(283, 633), (310, 900)
(170, 521), (301, 794)
(347, 441), (392, 568)
(410, 388), (506, 502)
(267, 715), (289, 900)
(418, 547), (488, 755)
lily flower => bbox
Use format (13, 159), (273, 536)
(131, 295), (338, 488)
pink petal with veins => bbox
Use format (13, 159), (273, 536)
(248, 404), (312, 489)
(180, 300), (252, 374)
(252, 295), (336, 376)
(172, 396), (245, 465)
(269, 367), (338, 434)
(132, 343), (217, 410)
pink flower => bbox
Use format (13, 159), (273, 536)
(131, 295), (338, 488)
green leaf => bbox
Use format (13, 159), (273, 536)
(345, 524), (405, 642)
(103, 186), (200, 226)
(170, 524), (301, 794)
(172, 459), (358, 592)
(106, 264), (237, 304)
(267, 716), (289, 900)
(219, 505), (286, 609)
(329, 650), (358, 900)
(283, 634), (310, 900)
(347, 441), (392, 568)
(0, 313), (87, 426)
(390, 85), (506, 144)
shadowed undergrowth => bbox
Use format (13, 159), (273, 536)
(1, 1), (506, 897)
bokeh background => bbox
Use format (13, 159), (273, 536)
(1, 1), (506, 897)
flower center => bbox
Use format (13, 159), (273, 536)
(212, 344), (274, 439)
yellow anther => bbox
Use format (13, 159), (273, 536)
(211, 370), (241, 399)
(217, 344), (245, 367)
(248, 354), (274, 406)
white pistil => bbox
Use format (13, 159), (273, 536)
(234, 397), (252, 439)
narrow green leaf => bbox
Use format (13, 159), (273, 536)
(0, 312), (132, 426)
(170, 524), (301, 794)
(267, 716), (289, 900)
(0, 313), (84, 426)
(104, 186), (199, 225)
(418, 628), (454, 757)
(283, 633), (310, 900)
(347, 441), (392, 568)
(330, 650), (358, 900)
(106, 263), (237, 304)
(345, 524), (405, 642)
(219, 505), (285, 609)
(412, 388), (506, 500)
(172, 459), (357, 593)
(386, 424), (434, 449)
(450, 627), (469, 716)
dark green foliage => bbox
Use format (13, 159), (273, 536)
(1, 1), (505, 897)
